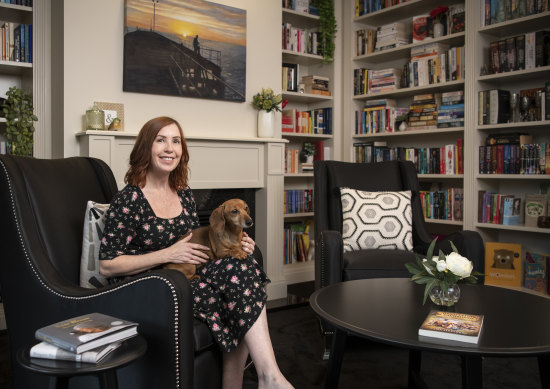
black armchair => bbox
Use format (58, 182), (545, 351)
(314, 160), (484, 352)
(0, 155), (252, 389)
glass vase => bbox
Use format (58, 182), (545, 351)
(429, 283), (460, 307)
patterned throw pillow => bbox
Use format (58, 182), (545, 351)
(340, 188), (413, 252)
(80, 201), (110, 288)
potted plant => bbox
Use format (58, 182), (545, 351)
(2, 86), (38, 157)
(311, 0), (337, 63)
(252, 88), (285, 138)
(300, 142), (316, 163)
(395, 112), (409, 131)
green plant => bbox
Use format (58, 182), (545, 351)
(252, 88), (283, 112)
(311, 0), (337, 63)
(405, 238), (482, 304)
(2, 86), (38, 156)
(302, 142), (316, 156)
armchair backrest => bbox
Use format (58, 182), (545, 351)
(0, 155), (118, 287)
(313, 160), (431, 246)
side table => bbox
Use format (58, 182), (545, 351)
(17, 335), (147, 389)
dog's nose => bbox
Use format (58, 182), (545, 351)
(245, 219), (253, 227)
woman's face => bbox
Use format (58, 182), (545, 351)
(149, 123), (182, 176)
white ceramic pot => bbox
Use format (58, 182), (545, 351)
(433, 22), (444, 38)
(257, 110), (275, 138)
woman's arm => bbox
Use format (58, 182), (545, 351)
(100, 233), (209, 278)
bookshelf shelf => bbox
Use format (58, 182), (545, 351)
(0, 3), (32, 22)
(425, 219), (463, 226)
(284, 212), (314, 219)
(282, 132), (333, 139)
(352, 127), (464, 139)
(476, 120), (550, 131)
(478, 11), (550, 38)
(353, 32), (465, 64)
(282, 50), (324, 66)
(283, 91), (333, 103)
(476, 174), (550, 180)
(419, 174), (464, 179)
(477, 66), (550, 83)
(475, 222), (550, 235)
(353, 80), (465, 100)
(284, 173), (314, 178)
(353, 0), (458, 26)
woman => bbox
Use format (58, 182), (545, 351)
(99, 116), (292, 389)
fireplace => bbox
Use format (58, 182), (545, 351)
(193, 188), (256, 241)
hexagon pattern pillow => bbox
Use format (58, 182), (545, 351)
(340, 188), (413, 252)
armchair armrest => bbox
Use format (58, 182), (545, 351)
(315, 230), (344, 290)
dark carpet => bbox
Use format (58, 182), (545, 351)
(245, 305), (542, 389)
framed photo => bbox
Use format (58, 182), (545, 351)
(123, 0), (246, 102)
(94, 102), (124, 131)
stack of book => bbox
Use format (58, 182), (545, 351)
(369, 67), (401, 93)
(409, 42), (449, 87)
(408, 93), (438, 130)
(437, 90), (464, 128)
(301, 75), (330, 96)
(420, 187), (464, 221)
(31, 313), (138, 364)
(355, 98), (397, 134)
(374, 22), (409, 52)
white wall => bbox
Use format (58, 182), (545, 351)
(62, 0), (281, 157)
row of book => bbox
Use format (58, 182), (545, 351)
(283, 189), (314, 214)
(353, 139), (464, 175)
(478, 143), (550, 175)
(354, 98), (407, 134)
(482, 0), (550, 26)
(437, 90), (464, 128)
(282, 0), (313, 14)
(353, 67), (401, 96)
(477, 192), (548, 227)
(374, 21), (409, 52)
(283, 222), (313, 264)
(488, 31), (550, 75)
(281, 107), (333, 134)
(284, 141), (325, 173)
(0, 22), (32, 63)
(484, 242), (550, 296)
(403, 44), (465, 88)
(355, 0), (404, 17)
(282, 22), (321, 56)
(30, 313), (138, 364)
(420, 187), (464, 221)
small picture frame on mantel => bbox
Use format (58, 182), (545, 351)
(94, 101), (124, 131)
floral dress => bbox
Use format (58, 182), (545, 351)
(99, 185), (269, 352)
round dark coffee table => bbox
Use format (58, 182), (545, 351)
(17, 335), (147, 389)
(310, 278), (550, 389)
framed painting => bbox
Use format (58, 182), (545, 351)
(124, 0), (246, 102)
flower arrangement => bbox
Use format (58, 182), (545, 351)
(429, 6), (449, 22)
(405, 238), (482, 305)
(252, 88), (284, 113)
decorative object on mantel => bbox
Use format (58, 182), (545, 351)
(95, 102), (125, 131)
(1, 86), (38, 157)
(405, 238), (482, 306)
(252, 88), (285, 138)
(123, 0), (246, 102)
(86, 104), (105, 131)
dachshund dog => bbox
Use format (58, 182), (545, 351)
(164, 198), (253, 280)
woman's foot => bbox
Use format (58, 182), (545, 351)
(258, 373), (294, 389)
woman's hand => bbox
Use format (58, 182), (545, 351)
(242, 232), (255, 255)
(167, 234), (210, 265)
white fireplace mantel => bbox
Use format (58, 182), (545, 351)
(77, 130), (289, 300)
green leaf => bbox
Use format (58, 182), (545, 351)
(423, 279), (439, 304)
(450, 241), (459, 253)
(426, 238), (437, 260)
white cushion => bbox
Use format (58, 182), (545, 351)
(80, 201), (110, 288)
(340, 188), (413, 252)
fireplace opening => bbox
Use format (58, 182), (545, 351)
(192, 188), (256, 241)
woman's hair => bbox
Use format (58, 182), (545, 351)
(125, 116), (190, 190)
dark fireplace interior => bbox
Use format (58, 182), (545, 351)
(192, 188), (256, 241)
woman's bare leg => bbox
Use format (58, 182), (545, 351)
(222, 341), (250, 389)
(243, 307), (293, 389)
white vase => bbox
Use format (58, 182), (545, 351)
(257, 110), (275, 138)
(433, 22), (444, 38)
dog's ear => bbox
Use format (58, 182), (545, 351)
(209, 204), (225, 234)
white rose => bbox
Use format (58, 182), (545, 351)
(446, 252), (473, 278)
(436, 260), (447, 272)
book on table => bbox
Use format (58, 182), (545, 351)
(35, 313), (138, 354)
(30, 341), (121, 364)
(418, 310), (484, 344)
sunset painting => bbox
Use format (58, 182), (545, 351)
(123, 0), (246, 102)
